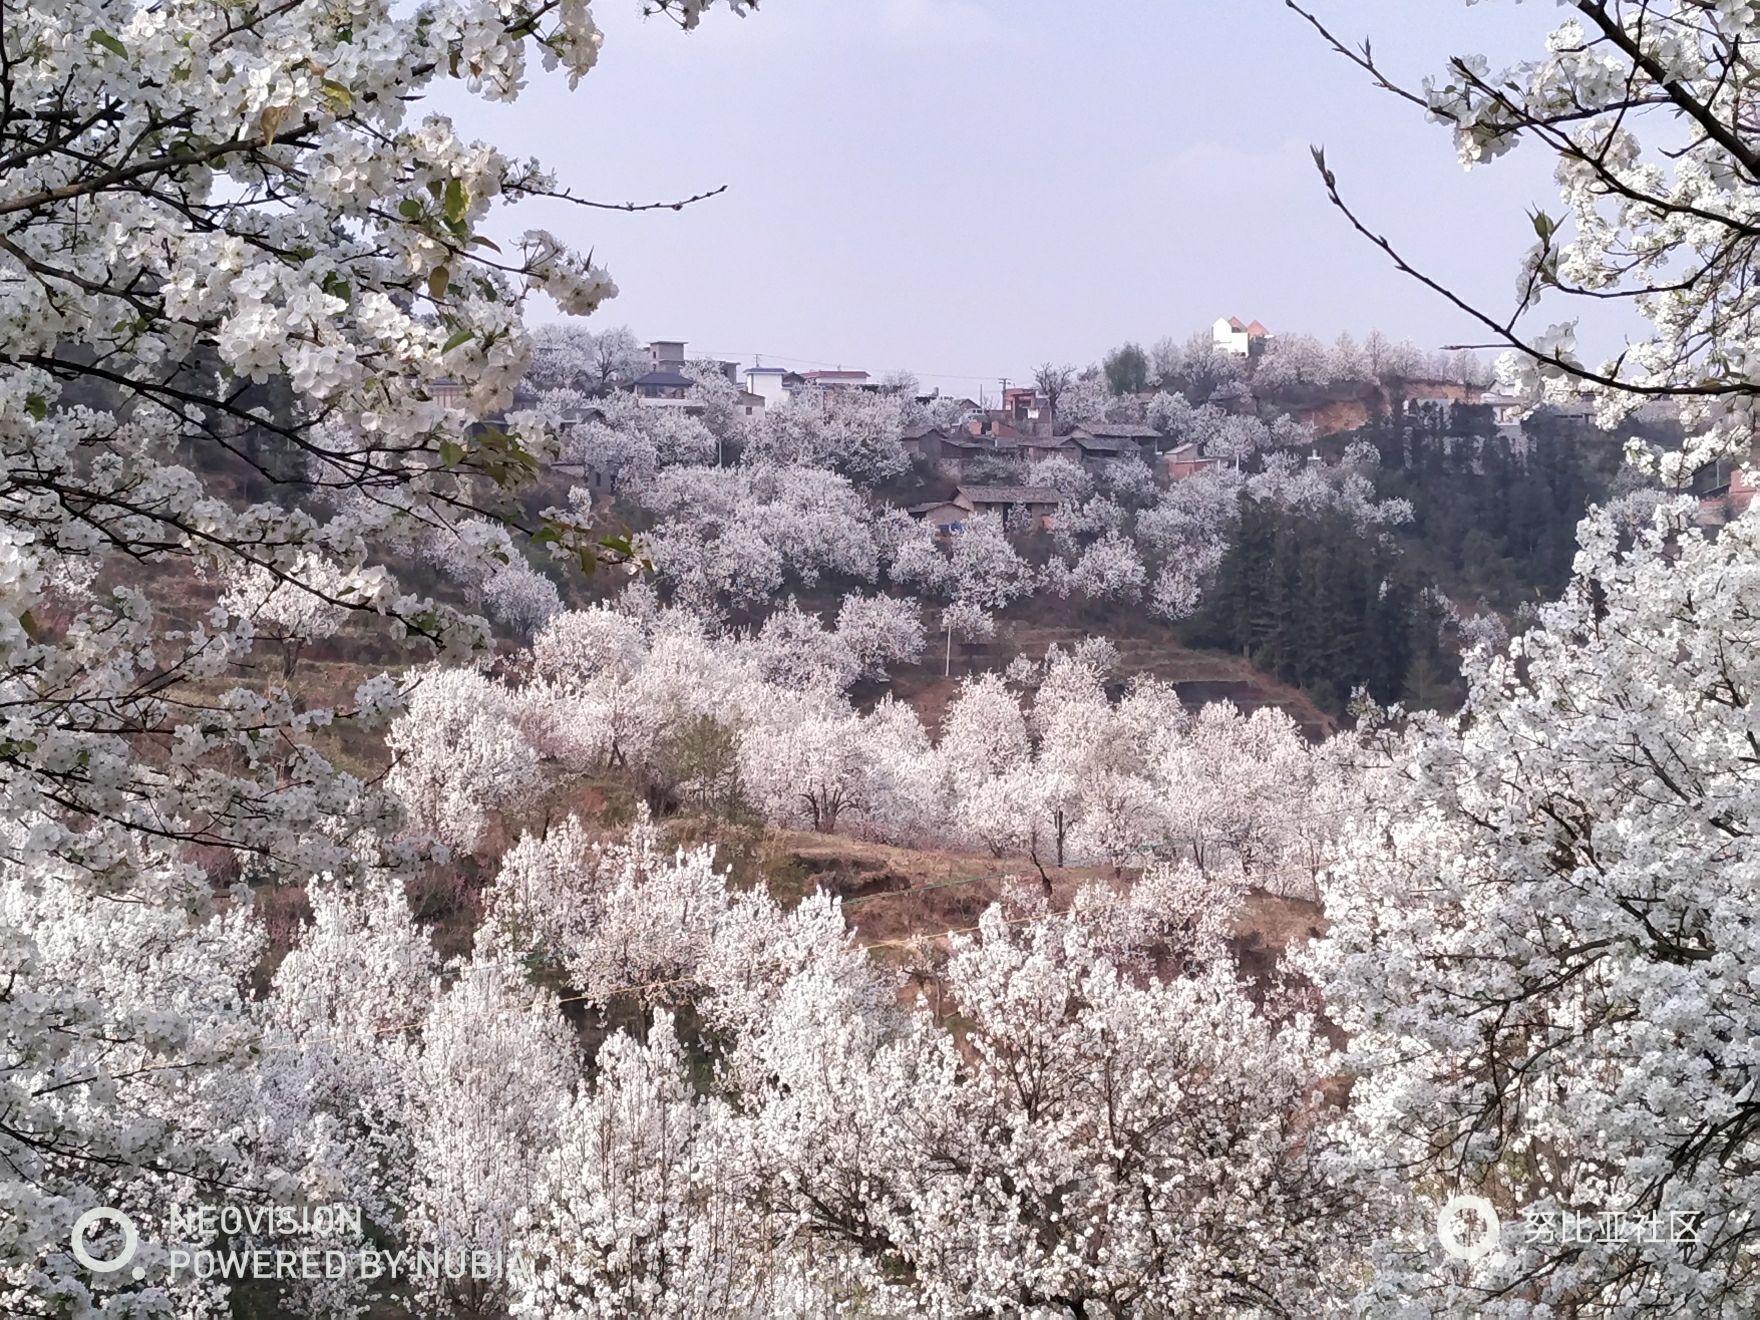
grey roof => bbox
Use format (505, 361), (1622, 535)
(900, 423), (947, 441)
(1068, 435), (1139, 455)
(634, 370), (693, 388)
(957, 484), (1064, 505)
(1073, 422), (1163, 440)
(745, 365), (788, 375)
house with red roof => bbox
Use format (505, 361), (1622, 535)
(1212, 316), (1271, 358)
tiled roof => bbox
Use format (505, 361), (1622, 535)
(957, 484), (1064, 505)
(1068, 435), (1139, 455)
(1073, 423), (1162, 440)
(633, 370), (693, 388)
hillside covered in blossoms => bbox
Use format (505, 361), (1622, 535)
(2, 1), (1758, 1316)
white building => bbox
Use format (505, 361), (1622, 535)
(744, 365), (792, 407)
(1212, 316), (1270, 358)
(801, 369), (870, 391)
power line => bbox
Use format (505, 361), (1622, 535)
(695, 347), (1009, 385)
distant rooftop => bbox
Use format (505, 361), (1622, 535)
(633, 370), (693, 388)
(1067, 435), (1140, 454)
(958, 484), (1064, 504)
(1072, 422), (1162, 440)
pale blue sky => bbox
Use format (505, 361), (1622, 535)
(443, 2), (1600, 396)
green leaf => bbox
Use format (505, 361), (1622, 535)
(468, 235), (502, 254)
(439, 440), (465, 467)
(319, 78), (353, 114)
(89, 30), (127, 57)
(441, 328), (474, 354)
(443, 178), (468, 225)
(398, 198), (423, 220)
(427, 265), (449, 300)
(25, 394), (46, 421)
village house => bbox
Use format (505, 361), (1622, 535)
(646, 339), (687, 372)
(1065, 433), (1140, 468)
(907, 498), (969, 533)
(1212, 316), (1271, 358)
(632, 369), (694, 404)
(1479, 393), (1529, 427)
(800, 369), (871, 391)
(899, 422), (949, 463)
(744, 365), (802, 407)
(736, 390), (766, 421)
(968, 416), (1025, 442)
(952, 483), (1063, 528)
(1691, 443), (1758, 525)
(1009, 434), (1071, 463)
(431, 377), (469, 408)
(1001, 386), (1053, 433)
(935, 435), (1011, 478)
(1068, 421), (1168, 462)
(1161, 442), (1218, 483)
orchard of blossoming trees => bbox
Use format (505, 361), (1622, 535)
(3, 0), (1759, 1315)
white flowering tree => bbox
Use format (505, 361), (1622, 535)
(639, 462), (880, 615)
(1309, 502), (1760, 1313)
(387, 667), (542, 855)
(527, 323), (645, 395)
(834, 591), (925, 680)
(1067, 531), (1148, 604)
(744, 390), (907, 485)
(482, 814), (1362, 1316)
(0, 0), (744, 1305)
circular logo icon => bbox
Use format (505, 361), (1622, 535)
(1437, 1193), (1501, 1262)
(70, 1207), (139, 1274)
